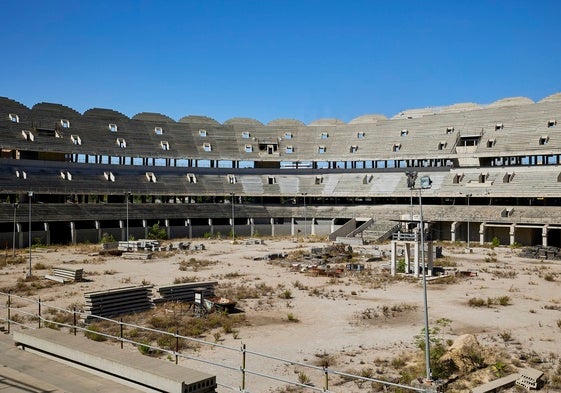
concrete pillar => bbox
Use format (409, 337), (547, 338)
(270, 218), (275, 237)
(119, 220), (125, 241)
(44, 222), (50, 246)
(208, 218), (214, 236)
(16, 223), (22, 249)
(414, 241), (420, 278)
(542, 225), (549, 247)
(510, 224), (516, 245)
(479, 223), (486, 245)
(165, 219), (170, 240)
(95, 221), (101, 243)
(186, 219), (192, 239)
(70, 221), (76, 245)
(291, 217), (296, 236)
(330, 218), (336, 234)
(404, 243), (411, 274)
(450, 221), (458, 242)
(390, 241), (397, 276)
(143, 219), (148, 239)
(311, 217), (315, 236)
(250, 218), (255, 237)
(427, 241), (434, 276)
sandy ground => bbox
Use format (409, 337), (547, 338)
(1, 238), (560, 392)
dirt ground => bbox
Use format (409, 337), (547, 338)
(1, 237), (560, 392)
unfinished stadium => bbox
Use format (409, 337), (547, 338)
(1, 93), (561, 248)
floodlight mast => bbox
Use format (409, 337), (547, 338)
(406, 172), (432, 383)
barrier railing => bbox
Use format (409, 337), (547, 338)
(0, 291), (430, 393)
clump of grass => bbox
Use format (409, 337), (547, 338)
(499, 330), (512, 342)
(286, 313), (299, 322)
(179, 257), (217, 272)
(173, 275), (198, 284)
(468, 297), (486, 307)
(279, 289), (293, 299)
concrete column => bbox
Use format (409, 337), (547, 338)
(390, 241), (397, 276)
(311, 218), (315, 236)
(270, 218), (275, 237)
(291, 217), (296, 236)
(165, 219), (170, 240)
(250, 218), (255, 237)
(143, 219), (148, 239)
(330, 218), (336, 234)
(510, 224), (516, 245)
(70, 221), (76, 245)
(16, 223), (22, 249)
(208, 218), (214, 236)
(44, 222), (50, 246)
(414, 241), (420, 278)
(186, 219), (192, 239)
(404, 243), (411, 274)
(450, 221), (458, 242)
(95, 221), (101, 243)
(427, 241), (434, 276)
(479, 223), (486, 245)
(119, 220), (125, 241)
(542, 225), (549, 247)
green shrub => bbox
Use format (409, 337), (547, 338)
(147, 222), (167, 240)
(469, 297), (486, 307)
(84, 325), (107, 342)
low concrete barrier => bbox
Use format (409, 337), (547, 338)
(13, 329), (216, 393)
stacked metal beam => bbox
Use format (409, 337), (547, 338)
(156, 281), (216, 303)
(52, 266), (83, 281)
(84, 285), (153, 321)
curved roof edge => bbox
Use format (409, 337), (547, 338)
(224, 117), (264, 127)
(0, 97), (31, 112)
(539, 92), (561, 103)
(487, 96), (534, 108)
(267, 118), (305, 127)
(349, 114), (387, 124)
(178, 115), (221, 125)
(132, 112), (175, 123)
(31, 102), (82, 117)
(308, 118), (346, 126)
(84, 108), (130, 120)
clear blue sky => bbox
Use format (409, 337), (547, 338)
(2, 0), (560, 124)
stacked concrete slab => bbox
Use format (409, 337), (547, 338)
(84, 285), (153, 321)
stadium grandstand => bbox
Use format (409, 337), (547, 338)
(1, 93), (561, 247)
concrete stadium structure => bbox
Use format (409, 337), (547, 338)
(1, 93), (561, 247)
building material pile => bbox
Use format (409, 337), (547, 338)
(84, 285), (153, 321)
(155, 281), (216, 303)
(45, 266), (83, 283)
(519, 246), (561, 260)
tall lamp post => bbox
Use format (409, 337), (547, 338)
(27, 192), (33, 278)
(301, 193), (308, 237)
(125, 192), (130, 242)
(405, 171), (432, 382)
(12, 203), (19, 258)
(466, 193), (472, 250)
(230, 193), (235, 242)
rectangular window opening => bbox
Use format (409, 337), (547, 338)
(244, 144), (253, 153)
(71, 135), (82, 145)
(318, 146), (326, 154)
(284, 132), (293, 139)
(495, 122), (503, 131)
(315, 176), (323, 185)
(227, 174), (237, 184)
(22, 130), (34, 141)
(60, 119), (70, 128)
(453, 173), (464, 184)
(539, 136), (549, 145)
(116, 138), (126, 148)
(350, 145), (358, 153)
(60, 171), (72, 181)
(285, 146), (294, 154)
(154, 127), (163, 135)
(267, 176), (276, 185)
(199, 129), (207, 137)
(503, 172), (515, 183)
(400, 129), (409, 136)
(161, 141), (170, 150)
(242, 131), (250, 139)
(203, 143), (212, 152)
(548, 120), (557, 128)
(320, 132), (329, 139)
(487, 139), (496, 148)
(109, 123), (118, 132)
(16, 170), (27, 179)
(103, 171), (115, 182)
(438, 141), (447, 150)
(392, 143), (401, 152)
(357, 132), (365, 139)
(146, 172), (157, 182)
(187, 173), (197, 183)
(9, 113), (19, 123)
(446, 127), (455, 134)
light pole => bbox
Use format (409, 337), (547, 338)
(27, 192), (33, 278)
(125, 192), (130, 241)
(230, 193), (235, 241)
(406, 172), (432, 382)
(12, 203), (18, 258)
(301, 193), (308, 237)
(466, 193), (472, 250)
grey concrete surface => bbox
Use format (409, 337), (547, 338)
(0, 331), (142, 392)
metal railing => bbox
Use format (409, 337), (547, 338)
(0, 291), (431, 393)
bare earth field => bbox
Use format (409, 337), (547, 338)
(1, 237), (560, 393)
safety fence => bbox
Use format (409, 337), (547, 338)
(0, 291), (429, 393)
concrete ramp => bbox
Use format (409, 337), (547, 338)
(13, 329), (216, 393)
